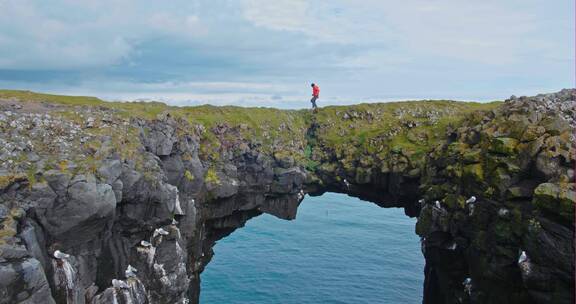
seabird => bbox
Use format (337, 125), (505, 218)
(53, 250), (70, 260)
(343, 179), (350, 188)
(518, 251), (528, 264)
(435, 201), (441, 209)
(125, 265), (137, 278)
(140, 240), (152, 247)
(469, 205), (475, 216)
(465, 196), (476, 204)
(153, 228), (169, 238)
(112, 279), (130, 289)
(463, 278), (472, 295)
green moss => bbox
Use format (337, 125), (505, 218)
(26, 165), (37, 189)
(444, 194), (465, 209)
(0, 90), (105, 106)
(488, 137), (519, 155)
(463, 163), (484, 182)
(205, 168), (221, 185)
(415, 207), (433, 236)
(533, 183), (574, 222)
(305, 160), (320, 172)
(184, 170), (195, 181)
(462, 149), (482, 164)
(304, 145), (313, 158)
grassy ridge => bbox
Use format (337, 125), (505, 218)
(0, 89), (501, 164)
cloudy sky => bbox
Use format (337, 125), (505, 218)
(0, 0), (572, 108)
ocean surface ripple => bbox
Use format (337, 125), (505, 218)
(201, 192), (424, 303)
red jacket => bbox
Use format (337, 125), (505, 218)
(312, 85), (320, 97)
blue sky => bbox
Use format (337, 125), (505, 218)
(0, 0), (573, 108)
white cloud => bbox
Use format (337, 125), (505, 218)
(0, 0), (208, 69)
(0, 0), (571, 105)
(240, 0), (568, 65)
(241, 0), (309, 32)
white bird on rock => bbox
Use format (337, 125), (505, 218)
(112, 279), (130, 289)
(53, 250), (70, 260)
(125, 265), (137, 278)
(153, 228), (169, 238)
(518, 251), (528, 264)
(343, 179), (350, 189)
(140, 240), (152, 247)
(465, 196), (476, 204)
(463, 278), (472, 295)
(297, 189), (305, 200)
(435, 201), (441, 209)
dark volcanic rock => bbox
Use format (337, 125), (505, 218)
(0, 89), (572, 304)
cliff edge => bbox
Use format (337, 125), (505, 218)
(0, 89), (573, 304)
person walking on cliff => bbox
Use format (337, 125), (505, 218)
(310, 83), (320, 111)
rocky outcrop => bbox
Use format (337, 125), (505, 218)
(415, 90), (575, 304)
(0, 106), (307, 303)
(0, 89), (573, 304)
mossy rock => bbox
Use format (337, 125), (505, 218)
(444, 194), (465, 209)
(415, 206), (433, 236)
(204, 168), (221, 185)
(462, 149), (482, 164)
(491, 167), (512, 194)
(0, 173), (27, 190)
(533, 183), (575, 222)
(317, 162), (336, 173)
(423, 184), (453, 201)
(273, 151), (295, 168)
(184, 170), (195, 181)
(355, 167), (372, 184)
(463, 163), (484, 183)
(488, 137), (519, 155)
(506, 186), (533, 199)
(445, 164), (462, 179)
(521, 125), (546, 141)
(541, 117), (570, 136)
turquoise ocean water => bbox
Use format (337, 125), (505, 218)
(200, 192), (424, 303)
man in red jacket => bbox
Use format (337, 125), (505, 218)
(310, 83), (320, 110)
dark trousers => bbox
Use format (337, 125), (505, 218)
(311, 96), (318, 109)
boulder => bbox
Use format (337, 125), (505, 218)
(532, 183), (575, 223)
(35, 180), (116, 239)
(488, 137), (519, 155)
(0, 258), (55, 304)
(97, 159), (122, 184)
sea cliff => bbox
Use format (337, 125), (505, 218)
(0, 89), (573, 303)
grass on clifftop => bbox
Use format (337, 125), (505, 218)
(0, 90), (309, 156)
(312, 100), (501, 160)
(0, 90), (500, 161)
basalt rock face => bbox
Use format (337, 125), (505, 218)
(0, 108), (307, 303)
(0, 89), (573, 304)
(416, 89), (575, 304)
